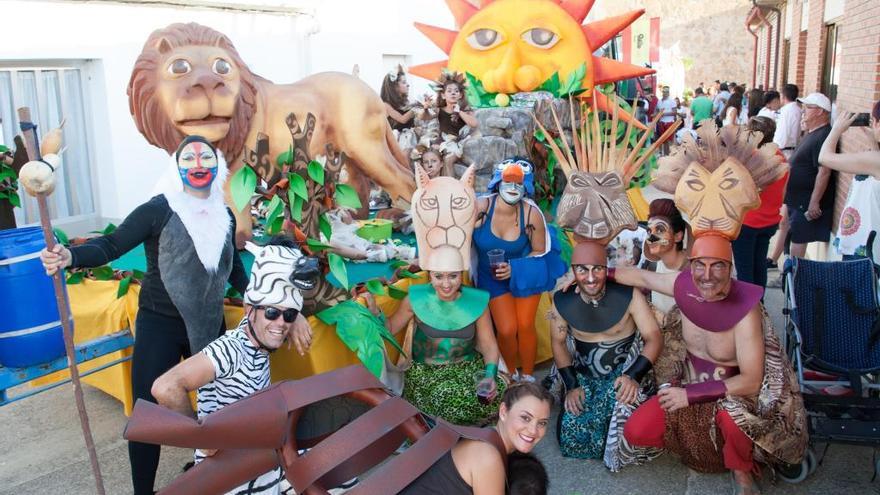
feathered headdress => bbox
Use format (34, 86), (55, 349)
(653, 121), (786, 260)
(534, 99), (679, 246)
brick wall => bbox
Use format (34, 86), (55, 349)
(803, 0), (827, 94)
(787, 1), (806, 90)
(832, 0), (880, 228)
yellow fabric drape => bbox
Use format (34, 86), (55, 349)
(32, 275), (555, 416)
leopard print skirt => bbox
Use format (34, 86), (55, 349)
(403, 358), (505, 426)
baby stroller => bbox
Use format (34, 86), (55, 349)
(779, 254), (880, 482)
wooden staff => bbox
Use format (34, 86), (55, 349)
(17, 107), (106, 495)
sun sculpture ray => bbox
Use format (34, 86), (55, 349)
(412, 0), (653, 128)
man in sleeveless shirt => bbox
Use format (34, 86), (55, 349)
(549, 241), (663, 469)
(619, 123), (806, 495)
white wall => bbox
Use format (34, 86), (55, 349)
(0, 0), (466, 230)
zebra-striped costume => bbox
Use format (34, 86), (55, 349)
(196, 320), (292, 494)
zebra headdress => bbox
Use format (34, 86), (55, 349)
(243, 243), (320, 310)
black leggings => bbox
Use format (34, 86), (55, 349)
(129, 308), (192, 495)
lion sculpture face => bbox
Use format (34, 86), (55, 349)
(557, 171), (636, 243)
(128, 23), (259, 161)
(411, 163), (477, 272)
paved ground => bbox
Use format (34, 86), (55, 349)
(1, 279), (878, 494)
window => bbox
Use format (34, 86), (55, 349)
(801, 0), (810, 31)
(821, 24), (841, 103)
(0, 66), (95, 225)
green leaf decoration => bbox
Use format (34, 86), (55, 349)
(328, 252), (349, 290)
(288, 172), (308, 200)
(265, 195), (285, 228)
(539, 72), (561, 96)
(334, 184), (362, 209)
(132, 269), (146, 280)
(91, 265), (115, 281)
(560, 63), (586, 96)
(104, 223), (117, 235)
(116, 276), (132, 298)
(389, 260), (410, 269)
(398, 270), (419, 279)
(0, 167), (16, 181)
(290, 195), (304, 223)
(225, 286), (242, 299)
(317, 300), (404, 378)
(319, 213), (332, 241)
(306, 238), (332, 251)
(365, 279), (388, 296)
(268, 216), (284, 235)
(66, 272), (84, 285)
(276, 145), (293, 168)
(53, 228), (69, 246)
(231, 165), (257, 213)
(307, 160), (325, 185)
(387, 285), (408, 300)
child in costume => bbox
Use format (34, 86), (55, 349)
(372, 163), (504, 425)
(473, 158), (565, 383)
(40, 135), (250, 495)
(618, 123), (807, 494)
(418, 71), (478, 176)
(380, 64), (422, 154)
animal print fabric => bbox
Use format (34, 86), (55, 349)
(403, 358), (505, 426)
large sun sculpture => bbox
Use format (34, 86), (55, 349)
(412, 0), (653, 126)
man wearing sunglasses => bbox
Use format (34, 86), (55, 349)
(151, 238), (317, 494)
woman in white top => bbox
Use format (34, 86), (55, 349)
(722, 93), (744, 127)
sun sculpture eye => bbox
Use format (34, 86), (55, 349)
(522, 28), (559, 48)
(168, 59), (192, 75)
(213, 58), (231, 75)
(467, 29), (502, 50)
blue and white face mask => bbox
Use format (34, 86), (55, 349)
(176, 141), (219, 190)
(499, 181), (525, 205)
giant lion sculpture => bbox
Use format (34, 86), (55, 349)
(128, 23), (416, 246)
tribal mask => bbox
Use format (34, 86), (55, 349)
(557, 171), (637, 242)
(412, 163), (477, 272)
(674, 158), (760, 240)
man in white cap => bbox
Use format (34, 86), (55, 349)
(784, 92), (836, 258)
(151, 237), (318, 494)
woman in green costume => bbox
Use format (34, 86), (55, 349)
(368, 271), (503, 425)
(367, 162), (504, 425)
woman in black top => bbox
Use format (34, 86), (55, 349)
(399, 382), (552, 495)
(41, 135), (248, 495)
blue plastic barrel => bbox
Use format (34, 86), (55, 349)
(0, 226), (67, 367)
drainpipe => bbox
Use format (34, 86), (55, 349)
(767, 4), (783, 89)
(754, 6), (773, 90)
(746, 7), (760, 88)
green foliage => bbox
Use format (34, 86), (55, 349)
(230, 165), (257, 213)
(225, 286), (242, 299)
(0, 145), (20, 210)
(334, 184), (362, 210)
(90, 223), (116, 236)
(538, 63), (587, 98)
(117, 276), (132, 298)
(288, 172), (308, 200)
(53, 228), (69, 246)
(264, 195), (285, 234)
(364, 279), (387, 296)
(319, 213), (332, 241)
(66, 272), (84, 285)
(305, 238), (332, 251)
(464, 72), (498, 108)
(276, 146), (293, 168)
(307, 160), (325, 185)
(317, 300), (404, 379)
(328, 252), (349, 290)
(90, 266), (115, 281)
(387, 285), (408, 300)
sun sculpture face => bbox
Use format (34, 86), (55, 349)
(412, 0), (653, 121)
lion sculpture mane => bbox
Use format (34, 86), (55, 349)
(128, 22), (416, 246)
